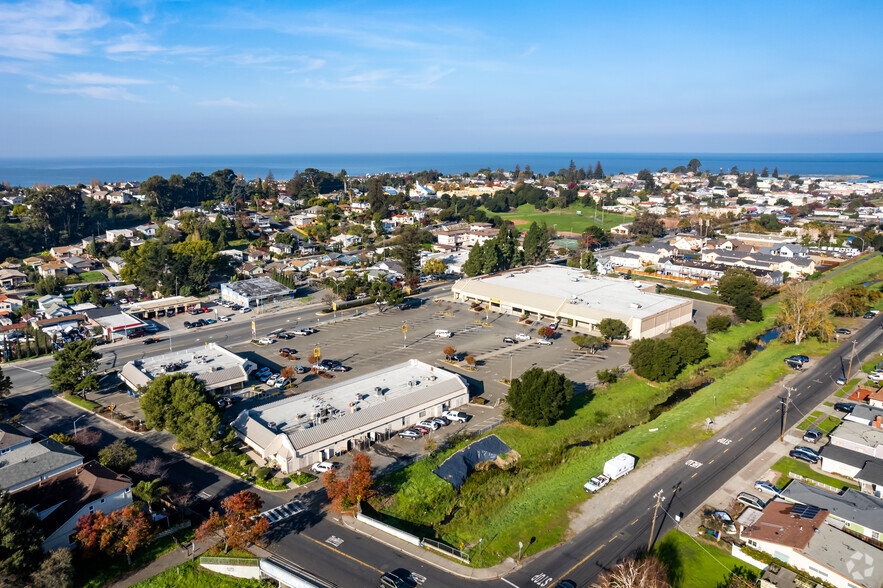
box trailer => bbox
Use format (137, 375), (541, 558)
(603, 453), (635, 480)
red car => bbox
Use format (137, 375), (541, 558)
(413, 425), (430, 435)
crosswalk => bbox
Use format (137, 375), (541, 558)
(259, 500), (306, 525)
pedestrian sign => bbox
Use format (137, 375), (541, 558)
(402, 323), (408, 334)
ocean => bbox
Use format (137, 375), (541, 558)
(1, 152), (882, 188)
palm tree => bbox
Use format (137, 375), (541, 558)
(133, 478), (168, 514)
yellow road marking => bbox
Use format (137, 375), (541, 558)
(301, 534), (383, 573)
(738, 437), (743, 442)
(751, 427), (757, 431)
(709, 459), (715, 464)
(764, 417), (769, 422)
(609, 535), (617, 543)
(691, 472), (697, 478)
(796, 392), (801, 396)
(557, 544), (606, 581)
(723, 448), (729, 453)
(631, 518), (639, 525)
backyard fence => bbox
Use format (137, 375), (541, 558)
(788, 472), (842, 494)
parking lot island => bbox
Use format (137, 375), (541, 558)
(232, 359), (469, 474)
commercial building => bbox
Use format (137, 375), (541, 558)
(232, 359), (469, 473)
(220, 276), (295, 308)
(120, 343), (256, 393)
(451, 265), (693, 339)
(126, 296), (202, 319)
(83, 306), (145, 340)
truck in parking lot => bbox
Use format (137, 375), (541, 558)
(583, 475), (610, 493)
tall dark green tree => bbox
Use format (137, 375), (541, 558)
(668, 325), (708, 365)
(139, 374), (221, 452)
(506, 367), (573, 427)
(522, 221), (550, 265)
(593, 161), (605, 179)
(48, 340), (100, 395)
(0, 491), (45, 582)
(687, 158), (702, 174)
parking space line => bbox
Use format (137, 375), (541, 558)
(300, 534), (383, 573)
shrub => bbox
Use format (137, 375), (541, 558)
(596, 369), (619, 384)
(254, 467), (271, 481)
(706, 313), (731, 334)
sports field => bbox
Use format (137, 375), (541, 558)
(480, 203), (632, 233)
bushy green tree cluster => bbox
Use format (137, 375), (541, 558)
(629, 325), (708, 382)
(139, 374), (221, 453)
(463, 223), (528, 276)
(506, 367), (573, 427)
(717, 268), (763, 322)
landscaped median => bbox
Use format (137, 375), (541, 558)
(191, 448), (290, 491)
(372, 317), (837, 567)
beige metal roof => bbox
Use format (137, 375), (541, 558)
(128, 296), (200, 312)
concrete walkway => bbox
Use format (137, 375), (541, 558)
(108, 536), (220, 588)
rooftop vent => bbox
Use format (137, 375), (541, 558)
(374, 387), (383, 397)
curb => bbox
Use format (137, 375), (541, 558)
(59, 396), (147, 435)
(184, 454), (294, 493)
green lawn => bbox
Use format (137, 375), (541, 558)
(290, 472), (317, 486)
(77, 524), (195, 588)
(78, 271), (106, 282)
(834, 378), (860, 398)
(64, 393), (100, 411)
(132, 559), (265, 588)
(861, 353), (883, 374)
(809, 255), (882, 298)
(654, 530), (758, 588)
(796, 411), (822, 431)
(816, 415), (842, 435)
(191, 449), (288, 491)
(480, 203), (632, 232)
(771, 457), (859, 492)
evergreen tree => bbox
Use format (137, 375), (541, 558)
(463, 243), (484, 276)
(593, 161), (605, 179)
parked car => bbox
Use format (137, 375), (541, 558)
(259, 372), (273, 383)
(835, 377), (848, 386)
(205, 319), (216, 325)
(279, 347), (295, 355)
(430, 417), (450, 427)
(255, 367), (271, 377)
(320, 359), (341, 369)
(274, 378), (289, 389)
(834, 402), (856, 413)
(802, 429), (824, 444)
(790, 446), (820, 464)
(412, 425), (431, 435)
(311, 461), (338, 474)
(258, 338), (275, 345)
(380, 572), (410, 588)
(277, 332), (293, 340)
(398, 430), (420, 439)
(834, 328), (852, 335)
(330, 365), (350, 372)
(265, 376), (278, 387)
(183, 321), (194, 329)
(786, 355), (809, 364)
(736, 492), (765, 511)
(754, 481), (782, 495)
(240, 307), (252, 313)
(217, 397), (233, 408)
(294, 365), (308, 374)
(536, 338), (553, 345)
(218, 315), (231, 322)
(785, 359), (803, 370)
(231, 305), (242, 311)
(417, 420), (440, 431)
(443, 410), (468, 422)
(868, 371), (883, 382)
(195, 319), (207, 327)
(863, 311), (877, 319)
(434, 329), (453, 338)
(503, 337), (517, 344)
(713, 511), (737, 534)
(515, 333), (531, 341)
(553, 582), (577, 588)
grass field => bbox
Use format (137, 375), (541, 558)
(834, 378), (860, 398)
(796, 411), (823, 431)
(816, 415), (842, 435)
(132, 559), (264, 588)
(771, 457), (859, 492)
(654, 530), (757, 588)
(64, 393), (100, 411)
(480, 203), (632, 232)
(78, 271), (106, 282)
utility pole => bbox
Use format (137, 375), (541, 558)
(847, 340), (857, 381)
(647, 489), (663, 552)
(780, 386), (793, 443)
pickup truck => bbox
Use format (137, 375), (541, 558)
(583, 474), (610, 493)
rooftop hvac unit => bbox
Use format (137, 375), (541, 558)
(429, 375), (437, 381)
(374, 386), (383, 397)
(630, 302), (642, 309)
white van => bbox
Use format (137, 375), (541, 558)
(434, 329), (453, 338)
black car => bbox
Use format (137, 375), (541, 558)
(231, 305), (242, 311)
(320, 359), (341, 369)
(834, 328), (852, 335)
(142, 337), (158, 345)
(183, 321), (194, 329)
(379, 572), (410, 588)
(790, 446), (820, 464)
(864, 312), (876, 319)
(277, 332), (293, 340)
(401, 298), (421, 309)
(195, 319), (207, 327)
(503, 337), (517, 344)
(834, 402), (857, 413)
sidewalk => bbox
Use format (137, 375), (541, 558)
(108, 536), (220, 588)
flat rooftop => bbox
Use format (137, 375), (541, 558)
(223, 276), (292, 298)
(803, 524), (883, 587)
(245, 359), (463, 436)
(121, 342), (251, 390)
(456, 265), (688, 319)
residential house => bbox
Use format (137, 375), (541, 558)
(269, 242), (293, 256)
(330, 234), (361, 248)
(36, 295), (64, 311)
(607, 251), (642, 270)
(39, 303), (74, 319)
(107, 256), (125, 274)
(869, 388), (883, 409)
(843, 404), (883, 428)
(610, 223), (633, 235)
(105, 228), (134, 242)
(12, 460), (132, 552)
(237, 263), (264, 278)
(243, 249), (271, 264)
(134, 223), (157, 238)
(819, 444), (883, 498)
(829, 420), (883, 459)
(37, 261), (69, 278)
(740, 498), (882, 588)
(62, 256), (95, 274)
(0, 424), (31, 454)
(164, 218), (182, 230)
(0, 438), (84, 492)
(781, 480), (883, 546)
(626, 245), (665, 265)
(49, 245), (84, 258)
(23, 256), (44, 267)
(291, 259), (317, 272)
(250, 213), (272, 230)
(172, 206), (205, 218)
(0, 269), (27, 289)
(217, 249), (245, 263)
(0, 295), (25, 313)
(107, 191), (131, 204)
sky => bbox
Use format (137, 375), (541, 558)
(1, 0), (882, 157)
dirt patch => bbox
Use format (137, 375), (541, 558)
(510, 219), (530, 226)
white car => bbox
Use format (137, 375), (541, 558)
(417, 420), (440, 431)
(536, 338), (553, 345)
(311, 461), (337, 474)
(274, 378), (289, 389)
(265, 375), (278, 387)
(218, 315), (231, 322)
(868, 371), (883, 382)
(434, 329), (453, 338)
(239, 307), (252, 313)
(443, 410), (468, 423)
(258, 337), (275, 345)
(515, 333), (531, 341)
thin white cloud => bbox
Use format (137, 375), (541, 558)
(228, 50), (325, 73)
(59, 72), (151, 85)
(400, 66), (455, 89)
(34, 84), (145, 102)
(340, 69), (395, 86)
(0, 0), (108, 60)
(197, 97), (253, 107)
(104, 33), (213, 60)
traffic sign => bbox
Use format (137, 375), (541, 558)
(402, 323), (408, 334)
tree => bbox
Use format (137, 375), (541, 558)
(506, 367), (573, 427)
(591, 555), (670, 588)
(668, 325), (708, 365)
(0, 367), (10, 404)
(196, 490), (269, 553)
(686, 158), (702, 174)
(75, 505), (154, 564)
(139, 374), (221, 452)
(733, 292), (763, 322)
(830, 285), (881, 317)
(30, 548), (74, 588)
(522, 221), (550, 265)
(98, 440), (138, 472)
(717, 268), (762, 321)
(537, 325), (555, 339)
(0, 491), (44, 581)
(580, 250), (597, 272)
(48, 340), (100, 394)
(706, 313), (731, 334)
(443, 345), (456, 360)
(280, 366), (295, 380)
(421, 257), (447, 277)
(463, 243), (484, 277)
(593, 161), (605, 179)
(599, 318), (629, 341)
(133, 479), (168, 514)
(629, 339), (681, 382)
(572, 334), (604, 354)
(322, 453), (374, 512)
(631, 212), (665, 237)
(778, 284), (832, 345)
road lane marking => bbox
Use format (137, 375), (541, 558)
(609, 535), (617, 543)
(709, 459), (715, 464)
(500, 578), (521, 588)
(723, 448), (729, 453)
(301, 533), (382, 573)
(738, 437), (743, 442)
(9, 365), (44, 375)
(752, 427), (757, 431)
(764, 418), (769, 422)
(690, 472), (697, 478)
(555, 544), (606, 583)
(796, 392), (802, 396)
(631, 518), (639, 525)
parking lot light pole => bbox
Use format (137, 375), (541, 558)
(509, 353), (513, 383)
(73, 415), (86, 436)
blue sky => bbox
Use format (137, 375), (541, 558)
(1, 0), (881, 157)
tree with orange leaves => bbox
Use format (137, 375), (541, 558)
(196, 490), (269, 553)
(74, 505), (155, 564)
(322, 452), (373, 512)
